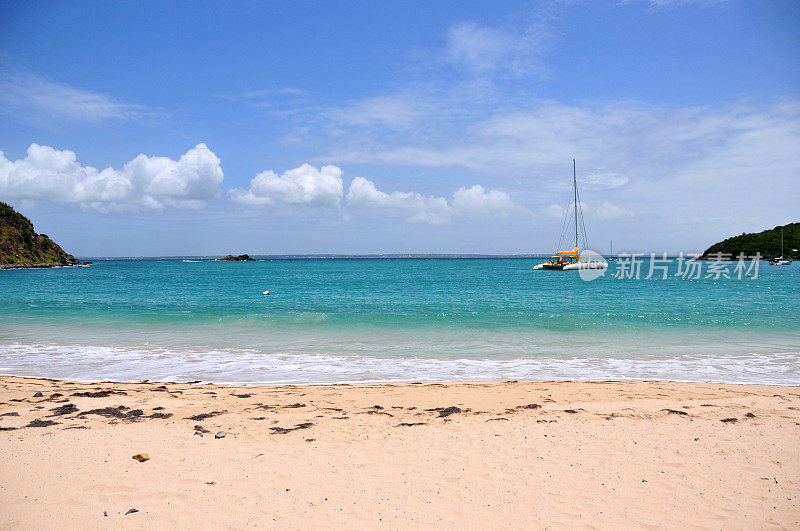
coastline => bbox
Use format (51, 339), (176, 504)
(2, 375), (798, 528)
(0, 262), (90, 270)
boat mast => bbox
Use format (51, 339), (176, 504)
(781, 226), (784, 258)
(573, 159), (578, 250)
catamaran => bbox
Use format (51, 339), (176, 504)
(534, 160), (608, 271)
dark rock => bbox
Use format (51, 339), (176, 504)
(194, 431), (204, 437)
(745, 412), (756, 418)
(563, 409), (579, 414)
(397, 422), (427, 427)
(194, 425), (210, 433)
(283, 403), (306, 409)
(519, 404), (541, 410)
(124, 509), (138, 515)
(148, 412), (172, 419)
(33, 392), (43, 398)
(215, 431), (226, 439)
(219, 254), (255, 261)
(0, 412), (20, 417)
(720, 417), (738, 423)
(663, 409), (689, 416)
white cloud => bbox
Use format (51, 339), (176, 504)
(347, 177), (515, 225)
(452, 185), (515, 215)
(0, 143), (223, 210)
(595, 201), (634, 220)
(0, 73), (160, 122)
(582, 173), (629, 188)
(445, 22), (518, 74)
(230, 163), (343, 206)
(542, 204), (566, 220)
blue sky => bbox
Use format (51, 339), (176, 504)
(1, 0), (798, 256)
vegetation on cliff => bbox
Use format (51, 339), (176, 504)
(703, 223), (799, 260)
(0, 202), (80, 266)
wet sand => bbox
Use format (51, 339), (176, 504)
(1, 376), (798, 529)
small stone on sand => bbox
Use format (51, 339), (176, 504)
(215, 431), (226, 439)
(132, 454), (150, 462)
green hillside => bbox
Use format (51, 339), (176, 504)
(0, 202), (80, 266)
(703, 223), (800, 260)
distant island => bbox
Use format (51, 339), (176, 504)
(219, 254), (255, 261)
(703, 223), (798, 260)
(0, 202), (87, 269)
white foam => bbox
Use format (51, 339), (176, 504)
(0, 342), (798, 386)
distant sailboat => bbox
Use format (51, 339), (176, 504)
(607, 240), (616, 261)
(534, 160), (608, 271)
(769, 226), (792, 265)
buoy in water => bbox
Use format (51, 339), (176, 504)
(263, 290), (270, 295)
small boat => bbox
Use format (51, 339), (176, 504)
(607, 240), (616, 261)
(534, 160), (608, 272)
(769, 227), (792, 265)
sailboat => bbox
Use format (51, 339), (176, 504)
(769, 226), (792, 265)
(534, 160), (608, 271)
(607, 240), (616, 261)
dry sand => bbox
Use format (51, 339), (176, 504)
(0, 376), (798, 529)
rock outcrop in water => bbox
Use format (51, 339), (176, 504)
(0, 202), (83, 269)
(702, 223), (799, 260)
(219, 254), (255, 261)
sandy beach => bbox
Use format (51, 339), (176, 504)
(0, 376), (798, 529)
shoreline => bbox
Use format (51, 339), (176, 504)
(3, 372), (800, 388)
(2, 375), (798, 528)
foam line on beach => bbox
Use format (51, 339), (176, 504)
(0, 342), (798, 386)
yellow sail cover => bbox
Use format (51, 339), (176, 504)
(557, 246), (580, 256)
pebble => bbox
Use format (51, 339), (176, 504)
(125, 509), (138, 515)
(132, 454), (149, 462)
(33, 392), (43, 398)
(215, 431), (226, 439)
(194, 431), (204, 437)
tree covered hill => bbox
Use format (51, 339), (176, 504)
(703, 223), (799, 260)
(0, 202), (80, 267)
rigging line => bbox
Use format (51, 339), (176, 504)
(576, 185), (589, 251)
(555, 185), (573, 251)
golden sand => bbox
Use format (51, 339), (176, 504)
(1, 376), (798, 529)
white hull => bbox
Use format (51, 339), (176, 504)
(562, 261), (608, 270)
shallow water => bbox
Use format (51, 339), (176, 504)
(1, 258), (798, 384)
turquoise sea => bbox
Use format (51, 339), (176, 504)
(1, 258), (798, 384)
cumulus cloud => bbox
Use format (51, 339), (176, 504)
(230, 163), (344, 206)
(0, 143), (223, 210)
(347, 177), (515, 225)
